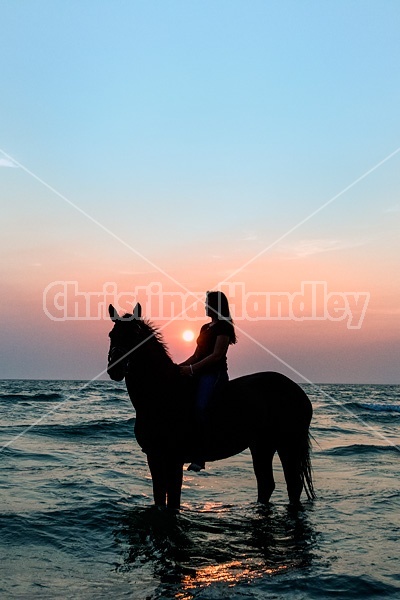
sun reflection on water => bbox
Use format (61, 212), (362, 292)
(115, 503), (316, 600)
(176, 560), (288, 599)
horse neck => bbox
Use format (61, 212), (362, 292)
(125, 337), (177, 405)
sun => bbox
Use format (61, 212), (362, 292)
(182, 329), (195, 342)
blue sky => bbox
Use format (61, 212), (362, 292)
(1, 1), (399, 381)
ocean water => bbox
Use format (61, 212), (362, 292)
(1, 379), (399, 599)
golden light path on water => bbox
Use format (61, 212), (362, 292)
(173, 500), (290, 599)
(176, 561), (288, 599)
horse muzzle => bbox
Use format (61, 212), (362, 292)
(107, 347), (130, 381)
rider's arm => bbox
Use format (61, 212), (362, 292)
(179, 347), (200, 366)
(190, 335), (230, 375)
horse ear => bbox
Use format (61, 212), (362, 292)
(133, 303), (142, 319)
(109, 304), (119, 321)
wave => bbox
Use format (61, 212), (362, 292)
(32, 417), (136, 439)
(263, 574), (400, 598)
(0, 499), (125, 545)
(322, 443), (400, 456)
(1, 446), (63, 460)
(343, 401), (400, 415)
(0, 392), (63, 402)
(359, 402), (400, 413)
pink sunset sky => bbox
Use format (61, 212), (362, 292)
(1, 2), (399, 383)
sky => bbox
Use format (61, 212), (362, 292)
(1, 0), (399, 383)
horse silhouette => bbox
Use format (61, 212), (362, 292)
(107, 303), (315, 510)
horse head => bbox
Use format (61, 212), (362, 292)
(107, 303), (143, 381)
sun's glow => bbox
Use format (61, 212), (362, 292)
(182, 329), (195, 342)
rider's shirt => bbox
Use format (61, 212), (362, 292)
(195, 320), (235, 374)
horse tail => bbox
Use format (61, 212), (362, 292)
(300, 431), (316, 500)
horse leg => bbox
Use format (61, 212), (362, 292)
(277, 445), (303, 503)
(146, 453), (167, 508)
(165, 460), (183, 511)
(250, 442), (276, 503)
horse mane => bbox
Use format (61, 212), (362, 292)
(121, 314), (172, 361)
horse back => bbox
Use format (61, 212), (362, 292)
(227, 372), (312, 422)
(203, 371), (312, 461)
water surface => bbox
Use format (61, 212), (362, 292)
(1, 380), (399, 598)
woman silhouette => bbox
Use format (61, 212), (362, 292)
(179, 291), (237, 471)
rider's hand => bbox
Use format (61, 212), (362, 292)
(179, 366), (192, 377)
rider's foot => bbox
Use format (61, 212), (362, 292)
(187, 462), (205, 472)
